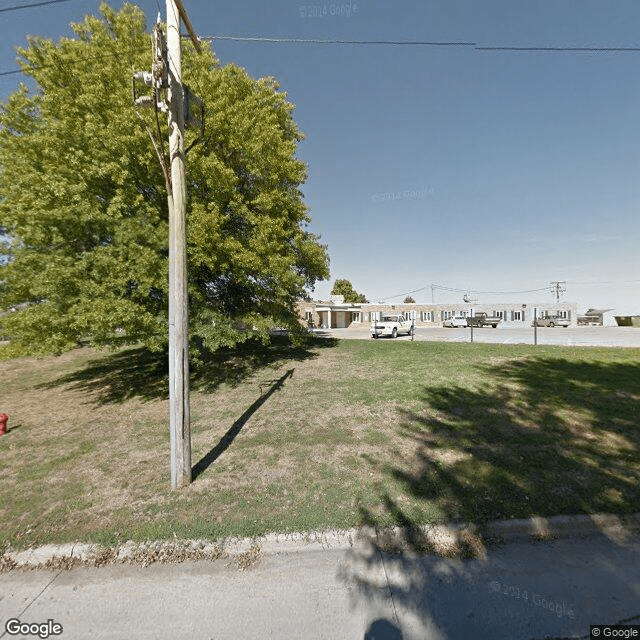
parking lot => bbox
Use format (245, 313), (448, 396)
(321, 325), (640, 348)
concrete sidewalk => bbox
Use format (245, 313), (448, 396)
(2, 519), (640, 640)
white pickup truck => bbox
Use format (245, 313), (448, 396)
(371, 315), (414, 339)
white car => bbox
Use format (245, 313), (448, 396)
(532, 315), (571, 328)
(443, 316), (468, 328)
(371, 315), (414, 338)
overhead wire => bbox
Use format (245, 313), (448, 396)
(477, 46), (640, 52)
(432, 284), (552, 295)
(380, 283), (552, 301)
(0, 0), (69, 14)
(197, 35), (476, 46)
(4, 34), (640, 78)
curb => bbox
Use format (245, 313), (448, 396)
(482, 512), (640, 543)
(3, 513), (639, 571)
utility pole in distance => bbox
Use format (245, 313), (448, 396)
(550, 280), (566, 303)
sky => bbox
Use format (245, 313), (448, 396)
(1, 0), (640, 313)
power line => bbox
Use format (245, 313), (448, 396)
(5, 36), (640, 78)
(196, 35), (640, 53)
(477, 46), (640, 52)
(0, 0), (69, 14)
(382, 285), (430, 300)
(197, 36), (640, 52)
(432, 284), (551, 295)
(0, 68), (26, 77)
(196, 35), (477, 46)
(379, 283), (552, 301)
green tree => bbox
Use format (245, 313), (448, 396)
(330, 279), (368, 303)
(0, 3), (329, 356)
(404, 296), (415, 304)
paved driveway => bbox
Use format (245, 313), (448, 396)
(321, 326), (640, 348)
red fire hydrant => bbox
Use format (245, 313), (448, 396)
(0, 413), (8, 435)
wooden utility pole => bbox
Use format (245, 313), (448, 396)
(166, 0), (190, 488)
(133, 2), (202, 488)
(166, 0), (201, 488)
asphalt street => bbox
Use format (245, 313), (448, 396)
(2, 523), (640, 640)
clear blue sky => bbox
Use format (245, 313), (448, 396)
(2, 0), (640, 312)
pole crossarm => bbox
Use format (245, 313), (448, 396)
(173, 0), (202, 53)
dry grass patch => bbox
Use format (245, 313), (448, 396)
(1, 338), (639, 551)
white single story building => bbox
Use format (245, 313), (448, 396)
(298, 296), (578, 329)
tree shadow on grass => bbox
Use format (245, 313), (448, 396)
(382, 356), (640, 526)
(341, 355), (640, 639)
(356, 356), (640, 536)
(192, 368), (294, 480)
(351, 352), (640, 547)
(39, 335), (337, 404)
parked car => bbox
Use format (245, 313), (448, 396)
(532, 315), (570, 328)
(467, 312), (502, 328)
(371, 315), (413, 338)
(443, 316), (468, 328)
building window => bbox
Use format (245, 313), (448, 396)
(421, 311), (433, 322)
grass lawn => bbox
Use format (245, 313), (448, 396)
(1, 337), (639, 551)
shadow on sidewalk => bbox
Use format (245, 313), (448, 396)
(363, 618), (403, 639)
(339, 354), (640, 639)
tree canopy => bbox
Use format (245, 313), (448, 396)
(0, 3), (329, 356)
(403, 296), (415, 304)
(330, 279), (368, 303)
